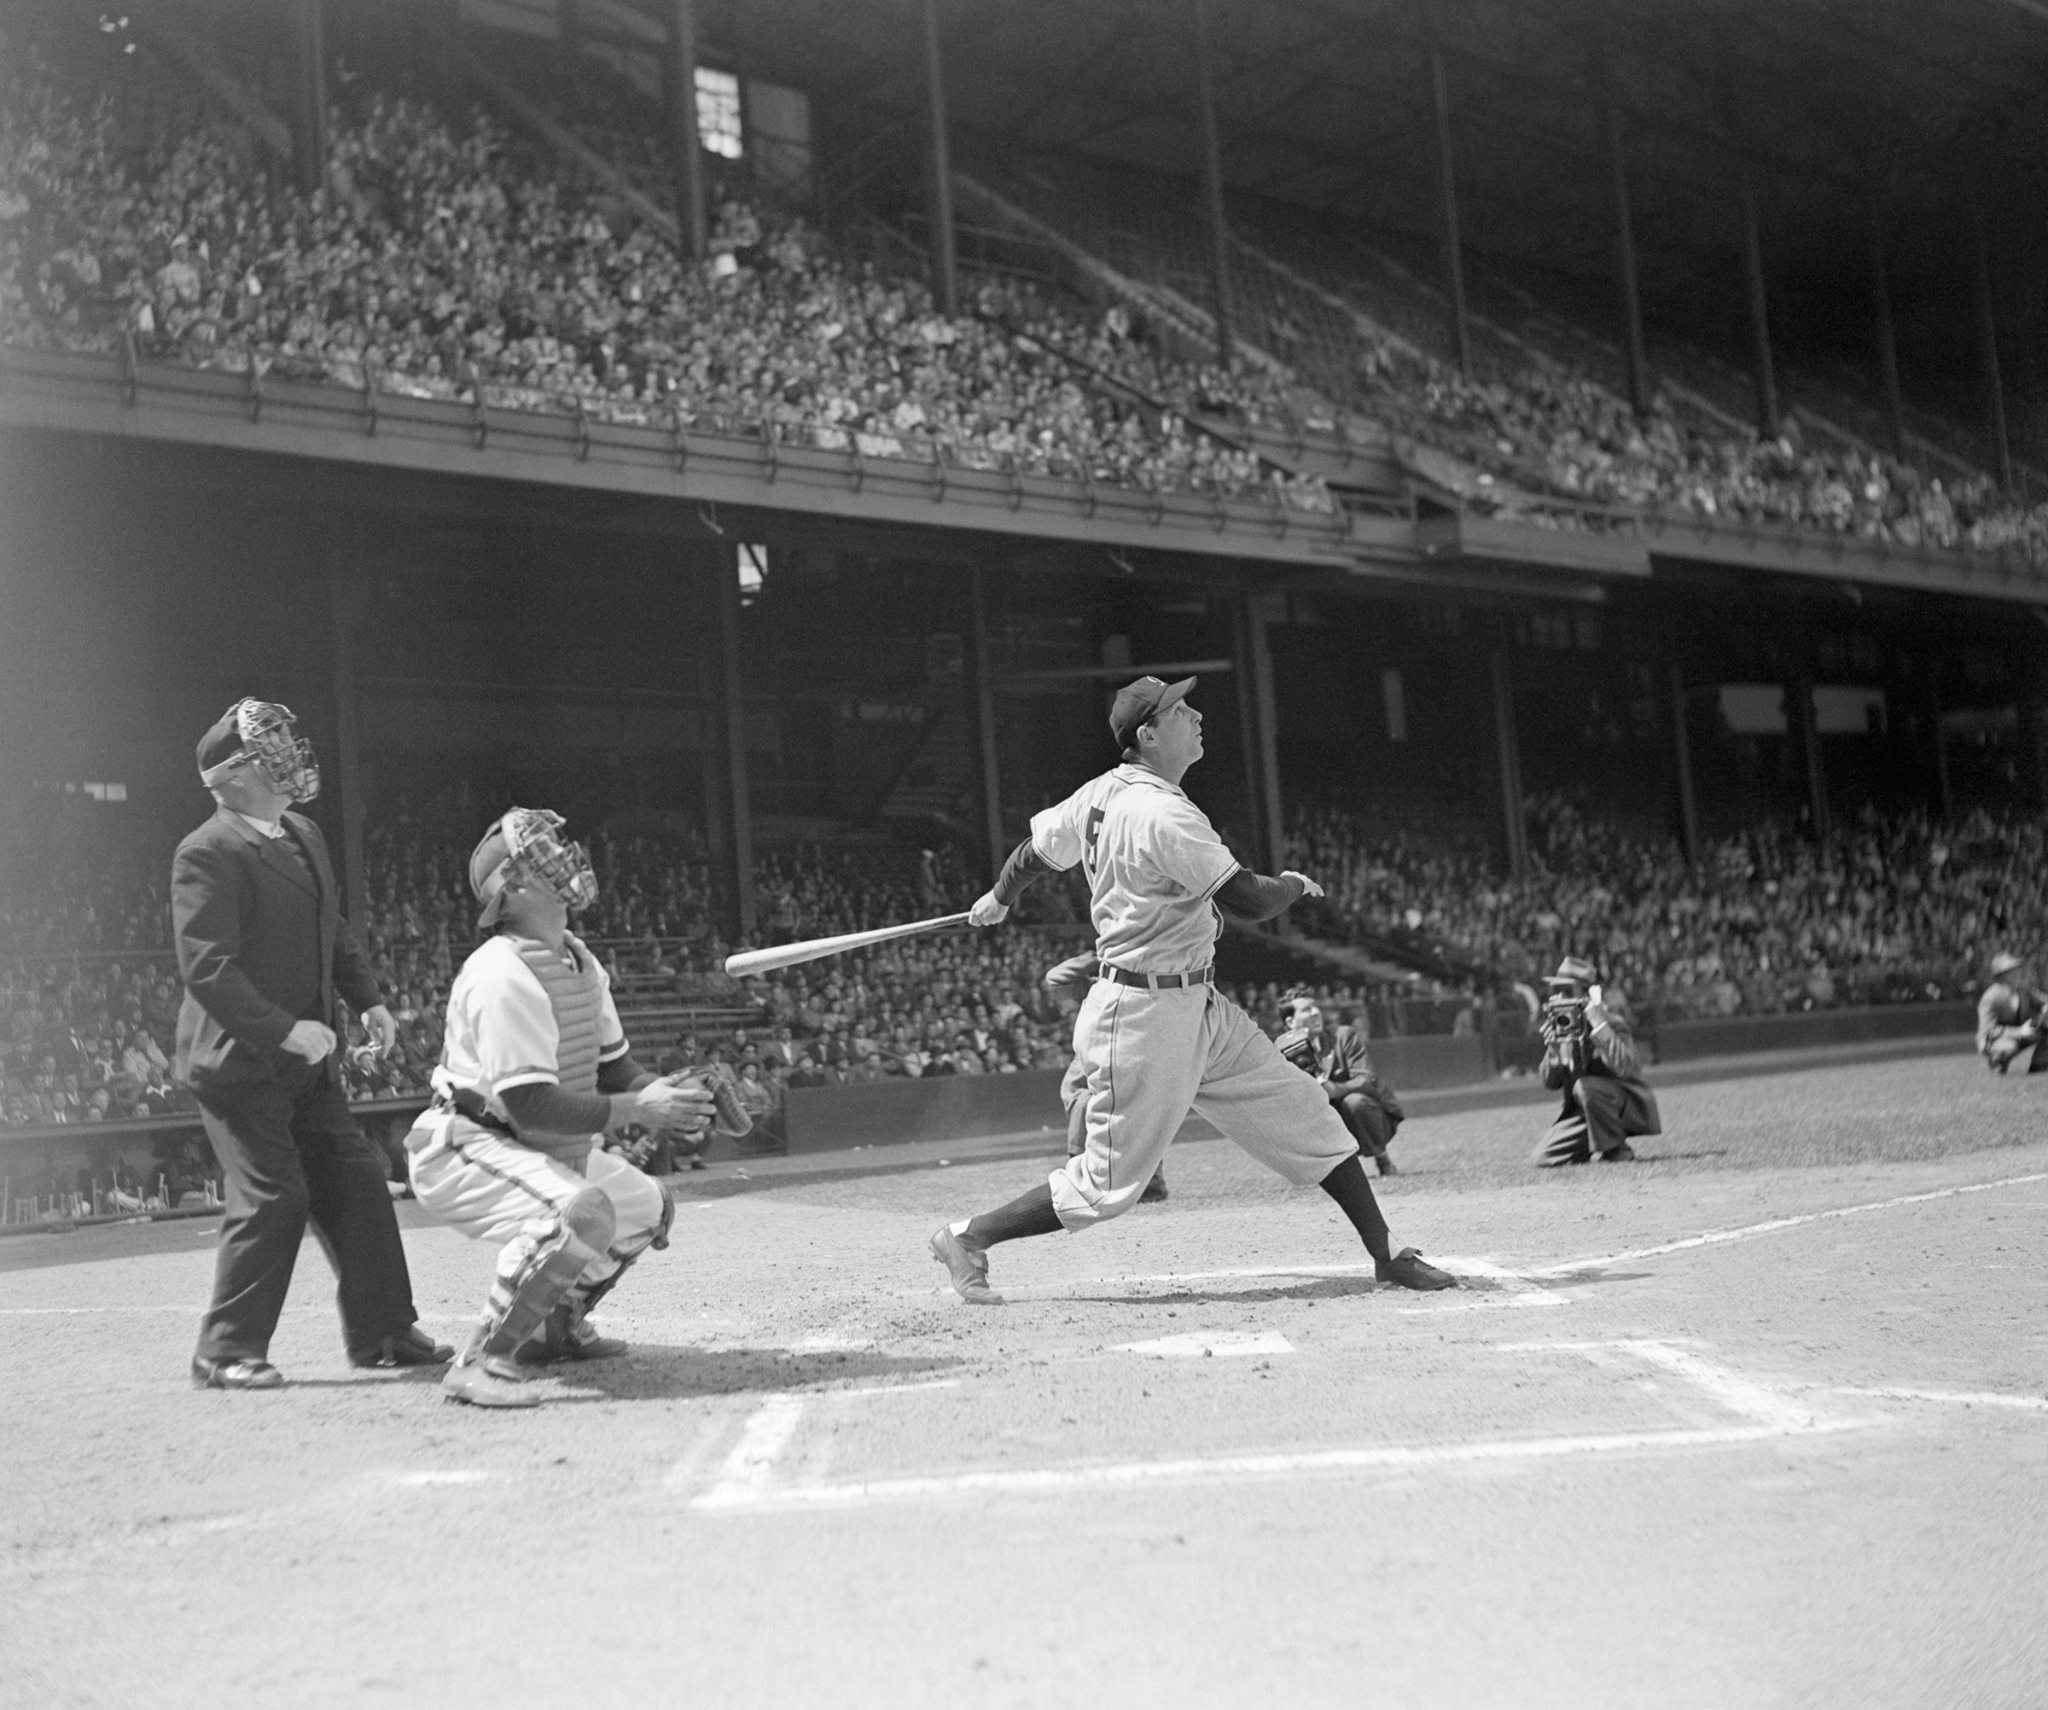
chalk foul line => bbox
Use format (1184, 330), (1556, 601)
(1522, 1170), (2048, 1279)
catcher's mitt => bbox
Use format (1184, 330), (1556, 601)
(1274, 1025), (1320, 1074)
(670, 1061), (754, 1140)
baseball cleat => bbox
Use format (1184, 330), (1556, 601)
(190, 1356), (284, 1391)
(1599, 1143), (1638, 1163)
(1139, 1170), (1169, 1203)
(441, 1352), (543, 1408)
(930, 1226), (1004, 1305)
(1374, 1247), (1457, 1291)
(1373, 1151), (1399, 1177)
(515, 1306), (627, 1366)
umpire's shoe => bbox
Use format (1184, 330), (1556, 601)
(350, 1325), (455, 1369)
(191, 1356), (285, 1391)
(930, 1226), (1004, 1305)
(1374, 1248), (1457, 1291)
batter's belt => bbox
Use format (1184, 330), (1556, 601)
(1099, 963), (1213, 990)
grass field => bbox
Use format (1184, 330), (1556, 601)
(2, 1046), (2044, 1710)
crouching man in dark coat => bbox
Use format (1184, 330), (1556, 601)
(1530, 956), (1660, 1167)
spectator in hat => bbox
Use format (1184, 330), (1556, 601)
(1530, 955), (1661, 1166)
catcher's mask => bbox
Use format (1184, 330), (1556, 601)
(196, 699), (320, 803)
(470, 808), (598, 929)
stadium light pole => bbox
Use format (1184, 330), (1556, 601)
(1189, 0), (1236, 367)
(325, 533), (368, 925)
(1425, 42), (1473, 378)
(920, 0), (960, 318)
(664, 0), (708, 259)
(1733, 152), (1779, 436)
(1488, 641), (1527, 878)
(1866, 193), (1906, 458)
(1668, 663), (1700, 867)
(292, 0), (328, 198)
(1603, 101), (1651, 418)
(1968, 196), (2015, 492)
(709, 542), (757, 940)
(966, 566), (1005, 882)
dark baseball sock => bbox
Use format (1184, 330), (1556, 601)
(1318, 1154), (1391, 1262)
(963, 1182), (1062, 1247)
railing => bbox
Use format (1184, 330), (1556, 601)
(0, 343), (1378, 568)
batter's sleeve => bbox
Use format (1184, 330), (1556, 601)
(1028, 788), (1088, 870)
(1140, 794), (1239, 900)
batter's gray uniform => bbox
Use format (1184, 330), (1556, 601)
(1030, 765), (1354, 1226)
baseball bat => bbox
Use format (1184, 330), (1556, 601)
(724, 911), (975, 977)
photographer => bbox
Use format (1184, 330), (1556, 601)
(1530, 956), (1660, 1167)
(1977, 952), (2048, 1075)
(1275, 988), (1403, 1178)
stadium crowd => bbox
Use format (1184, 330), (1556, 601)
(7, 23), (2045, 555)
(0, 34), (1328, 510)
(1292, 791), (2045, 1020)
(10, 788), (2045, 1134)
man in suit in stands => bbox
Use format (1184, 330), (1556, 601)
(1529, 955), (1661, 1166)
(1276, 987), (1403, 1177)
(1977, 951), (2048, 1074)
(173, 700), (450, 1390)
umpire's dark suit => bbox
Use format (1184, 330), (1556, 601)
(172, 807), (420, 1364)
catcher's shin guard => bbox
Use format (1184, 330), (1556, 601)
(477, 1187), (616, 1359)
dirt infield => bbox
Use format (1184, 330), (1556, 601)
(2, 1051), (2045, 1710)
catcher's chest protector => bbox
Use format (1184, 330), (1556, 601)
(514, 937), (607, 1094)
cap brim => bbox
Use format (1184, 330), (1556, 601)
(477, 891), (506, 931)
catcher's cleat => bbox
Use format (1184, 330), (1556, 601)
(350, 1325), (455, 1369)
(441, 1351), (543, 1408)
(1374, 1247), (1457, 1291)
(930, 1226), (1004, 1305)
(1599, 1143), (1638, 1163)
(1139, 1170), (1169, 1204)
(191, 1356), (284, 1391)
(515, 1305), (628, 1366)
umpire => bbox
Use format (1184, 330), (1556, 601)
(173, 700), (450, 1389)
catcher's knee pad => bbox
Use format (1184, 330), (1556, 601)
(648, 1186), (675, 1252)
(482, 1187), (615, 1357)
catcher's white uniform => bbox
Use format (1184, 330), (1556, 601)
(1029, 765), (1354, 1226)
(405, 934), (667, 1313)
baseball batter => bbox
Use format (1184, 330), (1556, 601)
(930, 676), (1455, 1303)
(404, 809), (715, 1407)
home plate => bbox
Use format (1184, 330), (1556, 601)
(1118, 1331), (1294, 1359)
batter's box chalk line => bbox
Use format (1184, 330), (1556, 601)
(684, 1340), (1880, 1514)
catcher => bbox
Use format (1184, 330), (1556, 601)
(1530, 955), (1661, 1167)
(403, 808), (719, 1408)
(1274, 987), (1403, 1177)
(1977, 951), (2048, 1075)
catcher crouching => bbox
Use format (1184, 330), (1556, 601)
(404, 809), (717, 1408)
(1530, 955), (1661, 1167)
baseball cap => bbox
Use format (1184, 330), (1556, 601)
(1991, 951), (2025, 977)
(1109, 675), (1195, 749)
(468, 823), (515, 928)
(194, 708), (248, 775)
(1546, 955), (1597, 988)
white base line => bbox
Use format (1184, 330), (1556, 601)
(690, 1340), (1871, 1513)
(1833, 1386), (2048, 1412)
(687, 1420), (1865, 1513)
(694, 1396), (807, 1510)
(1522, 1170), (2048, 1278)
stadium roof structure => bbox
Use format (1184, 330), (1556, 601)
(698, 0), (2048, 416)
